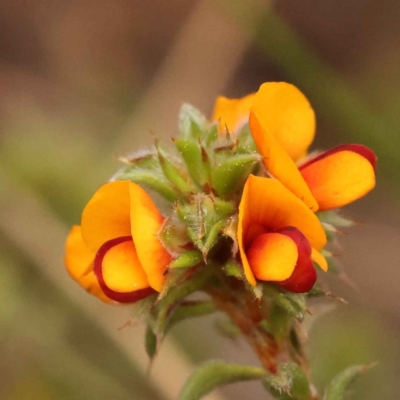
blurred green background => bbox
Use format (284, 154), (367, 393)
(1, 1), (399, 399)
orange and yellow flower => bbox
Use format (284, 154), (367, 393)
(238, 175), (327, 292)
(212, 82), (377, 212)
(65, 180), (171, 303)
(213, 82), (376, 291)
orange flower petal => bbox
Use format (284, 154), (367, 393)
(311, 248), (328, 272)
(94, 236), (155, 303)
(129, 182), (171, 292)
(251, 82), (315, 161)
(65, 226), (112, 303)
(238, 175), (326, 286)
(249, 112), (319, 211)
(299, 144), (377, 210)
(211, 93), (255, 134)
(81, 181), (131, 252)
(277, 227), (317, 293)
(246, 232), (298, 281)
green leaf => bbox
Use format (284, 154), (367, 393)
(167, 300), (216, 331)
(317, 211), (354, 228)
(179, 360), (266, 400)
(264, 285), (306, 320)
(174, 138), (206, 188)
(211, 153), (260, 198)
(323, 364), (375, 400)
(116, 155), (181, 202)
(145, 325), (158, 360)
(263, 363), (312, 400)
(156, 142), (192, 194)
(155, 268), (215, 333)
(178, 103), (208, 140)
(169, 250), (203, 269)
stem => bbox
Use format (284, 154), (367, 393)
(207, 280), (289, 373)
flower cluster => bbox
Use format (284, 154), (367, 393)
(65, 82), (376, 304)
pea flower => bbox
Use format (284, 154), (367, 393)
(213, 82), (376, 212)
(65, 180), (171, 303)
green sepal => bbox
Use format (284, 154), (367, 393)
(236, 123), (257, 153)
(211, 153), (260, 199)
(159, 210), (191, 254)
(179, 360), (266, 400)
(222, 260), (243, 278)
(317, 210), (354, 228)
(174, 138), (206, 188)
(323, 364), (375, 400)
(169, 250), (203, 269)
(259, 302), (291, 341)
(176, 194), (232, 257)
(166, 300), (216, 332)
(203, 123), (218, 148)
(155, 268), (215, 333)
(145, 325), (158, 360)
(263, 363), (312, 400)
(116, 154), (180, 202)
(178, 103), (208, 140)
(264, 285), (306, 320)
(155, 141), (193, 194)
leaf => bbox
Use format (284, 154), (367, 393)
(264, 285), (306, 320)
(167, 300), (216, 331)
(263, 362), (312, 400)
(155, 142), (192, 194)
(179, 360), (266, 400)
(145, 325), (158, 360)
(211, 153), (260, 198)
(117, 156), (181, 202)
(178, 103), (208, 140)
(169, 250), (204, 269)
(155, 268), (215, 333)
(323, 364), (376, 400)
(174, 138), (204, 186)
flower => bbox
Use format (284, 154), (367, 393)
(65, 180), (171, 303)
(212, 82), (377, 211)
(238, 175), (327, 292)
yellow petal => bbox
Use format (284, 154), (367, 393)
(311, 248), (328, 272)
(94, 237), (156, 303)
(238, 175), (326, 286)
(129, 182), (170, 292)
(211, 93), (255, 134)
(81, 181), (131, 252)
(300, 145), (376, 210)
(246, 232), (298, 281)
(65, 226), (112, 303)
(249, 112), (319, 211)
(101, 239), (150, 292)
(251, 82), (315, 161)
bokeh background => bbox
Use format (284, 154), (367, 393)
(1, 1), (399, 399)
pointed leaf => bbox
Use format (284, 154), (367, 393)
(169, 250), (203, 269)
(263, 363), (312, 400)
(212, 154), (260, 198)
(180, 361), (266, 400)
(264, 285), (306, 320)
(145, 325), (158, 360)
(113, 153), (180, 201)
(178, 103), (208, 140)
(174, 138), (206, 187)
(156, 142), (192, 194)
(167, 300), (216, 331)
(323, 364), (375, 400)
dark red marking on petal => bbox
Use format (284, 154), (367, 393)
(274, 226), (317, 293)
(299, 144), (377, 172)
(94, 236), (156, 304)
